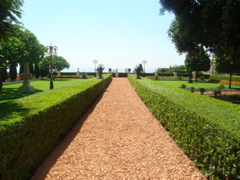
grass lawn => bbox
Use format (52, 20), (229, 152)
(0, 78), (89, 102)
(152, 79), (240, 90)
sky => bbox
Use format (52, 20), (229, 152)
(20, 0), (186, 73)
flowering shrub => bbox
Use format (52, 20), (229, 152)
(210, 79), (240, 86)
(220, 80), (240, 86)
(55, 75), (95, 78)
(206, 78), (220, 83)
(55, 75), (80, 78)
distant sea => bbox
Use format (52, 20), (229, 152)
(64, 67), (156, 73)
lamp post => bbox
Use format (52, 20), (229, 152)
(142, 60), (147, 76)
(93, 60), (98, 75)
(45, 43), (58, 90)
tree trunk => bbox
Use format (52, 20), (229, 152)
(195, 71), (197, 82)
(35, 63), (40, 78)
(229, 73), (232, 88)
(2, 67), (8, 82)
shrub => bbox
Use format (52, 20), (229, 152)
(190, 86), (195, 92)
(213, 89), (219, 97)
(199, 88), (205, 95)
(81, 72), (88, 79)
(200, 76), (205, 81)
(181, 84), (187, 89)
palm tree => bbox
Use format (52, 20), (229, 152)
(0, 0), (24, 41)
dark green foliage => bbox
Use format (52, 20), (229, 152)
(138, 63), (143, 72)
(81, 72), (88, 79)
(9, 62), (17, 81)
(0, 75), (112, 179)
(199, 88), (206, 95)
(112, 73), (128, 77)
(161, 1), (240, 83)
(0, 0), (23, 41)
(39, 55), (70, 74)
(0, 69), (2, 91)
(181, 84), (186, 89)
(185, 49), (210, 72)
(34, 63), (40, 78)
(2, 67), (8, 82)
(200, 76), (205, 81)
(29, 63), (34, 75)
(190, 86), (194, 92)
(19, 63), (24, 74)
(128, 75), (240, 180)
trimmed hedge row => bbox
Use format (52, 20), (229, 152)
(128, 75), (240, 180)
(111, 72), (128, 77)
(0, 75), (112, 180)
(60, 72), (97, 76)
(210, 75), (240, 82)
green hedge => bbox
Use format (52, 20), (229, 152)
(128, 74), (240, 180)
(0, 75), (112, 180)
(210, 75), (240, 82)
(112, 73), (128, 77)
(60, 72), (97, 76)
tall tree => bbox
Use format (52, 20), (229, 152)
(52, 56), (70, 72)
(185, 48), (210, 81)
(0, 28), (45, 91)
(38, 55), (70, 77)
(161, 0), (240, 73)
(0, 34), (22, 90)
(17, 29), (45, 65)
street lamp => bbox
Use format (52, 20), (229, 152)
(45, 43), (58, 90)
(142, 60), (147, 76)
(93, 60), (98, 74)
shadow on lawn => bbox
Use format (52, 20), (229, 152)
(0, 101), (32, 124)
(0, 87), (44, 102)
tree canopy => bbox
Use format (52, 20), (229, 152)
(160, 0), (240, 69)
(185, 48), (210, 72)
(39, 55), (70, 76)
(17, 29), (45, 64)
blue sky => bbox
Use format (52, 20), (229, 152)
(20, 0), (186, 73)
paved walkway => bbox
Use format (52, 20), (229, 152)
(31, 78), (206, 180)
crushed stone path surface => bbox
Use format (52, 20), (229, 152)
(31, 78), (206, 180)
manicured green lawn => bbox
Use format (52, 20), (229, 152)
(153, 80), (240, 89)
(0, 78), (89, 102)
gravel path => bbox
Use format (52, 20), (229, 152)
(31, 78), (206, 180)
